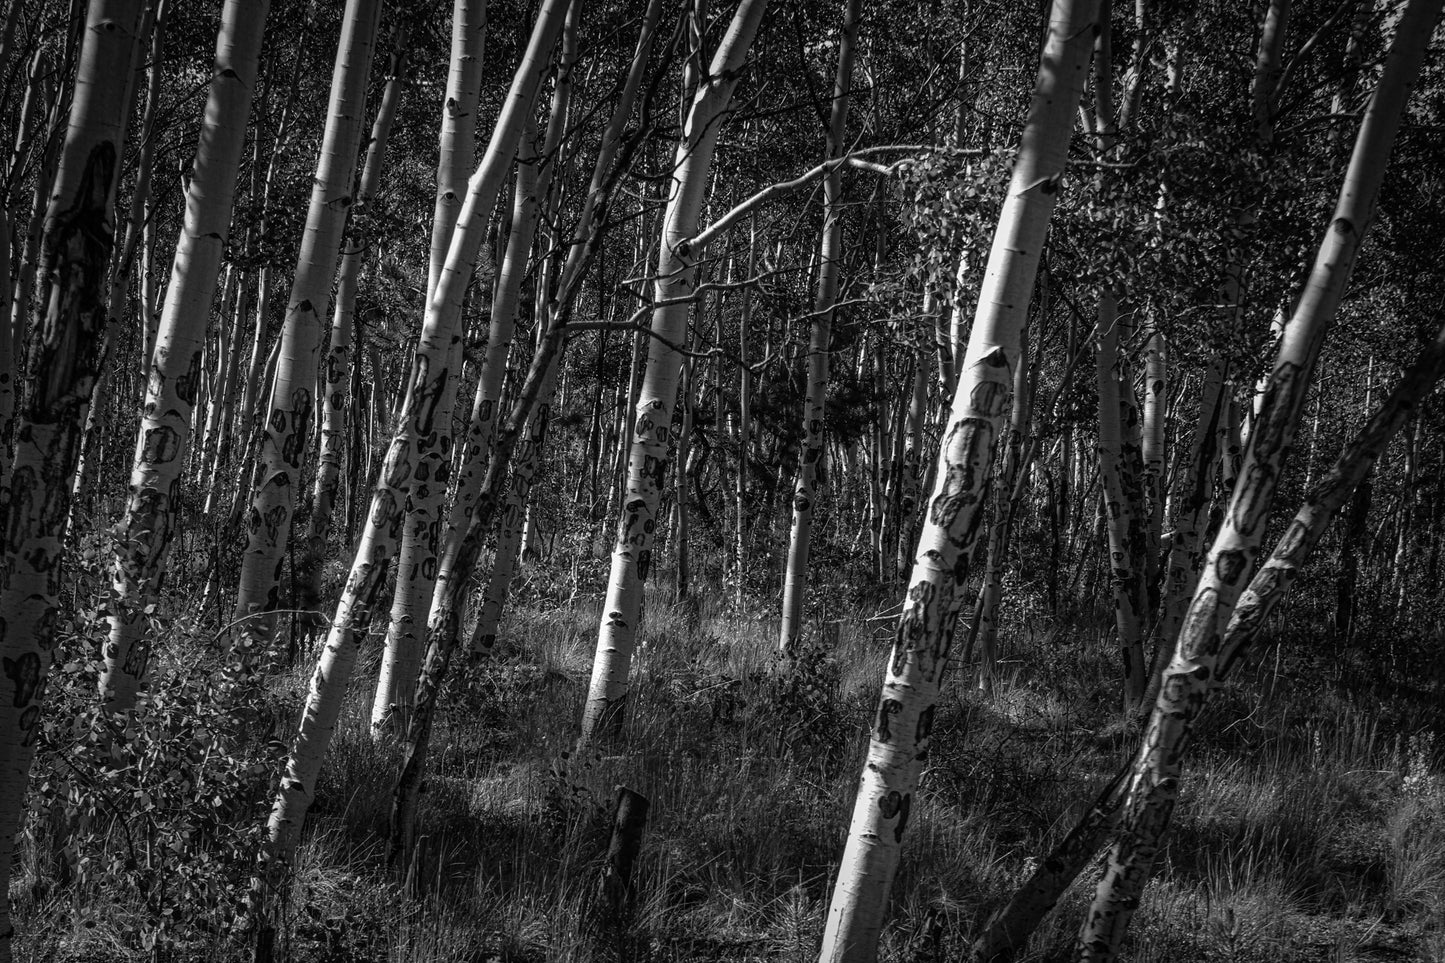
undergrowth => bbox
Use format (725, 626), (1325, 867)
(13, 552), (1445, 962)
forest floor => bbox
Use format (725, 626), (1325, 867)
(12, 547), (1445, 962)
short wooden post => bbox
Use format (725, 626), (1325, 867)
(597, 786), (649, 959)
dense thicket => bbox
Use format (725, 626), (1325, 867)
(0, 0), (1443, 960)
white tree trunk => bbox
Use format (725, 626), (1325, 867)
(819, 2), (1098, 958)
(103, 0), (268, 715)
(231, 0), (382, 660)
(257, 0), (568, 889)
(1078, 3), (1443, 956)
(778, 0), (860, 652)
(578, 0), (770, 746)
(0, 2), (145, 955)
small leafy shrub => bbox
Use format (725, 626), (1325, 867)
(29, 608), (288, 956)
(756, 629), (850, 759)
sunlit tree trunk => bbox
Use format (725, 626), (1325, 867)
(394, 0), (664, 861)
(819, 1), (1098, 958)
(578, 0), (770, 746)
(1223, 330), (1445, 677)
(453, 133), (539, 655)
(1141, 329), (1166, 580)
(72, 1), (166, 508)
(777, 0), (859, 653)
(373, 1), (575, 741)
(968, 322), (1445, 963)
(0, 2), (144, 955)
(231, 0), (383, 661)
(102, 0), (268, 716)
(299, 24), (407, 625)
(255, 0), (568, 913)
(1078, 4), (1443, 956)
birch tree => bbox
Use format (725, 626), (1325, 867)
(0, 2), (144, 955)
(254, 0), (569, 918)
(819, 1), (1098, 957)
(579, 0), (770, 746)
(230, 0), (383, 660)
(778, 0), (860, 654)
(1078, 3), (1445, 956)
(103, 0), (269, 715)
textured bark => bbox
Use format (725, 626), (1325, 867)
(967, 324), (1445, 963)
(578, 0), (770, 747)
(72, 2), (166, 507)
(395, 10), (658, 838)
(968, 319), (1033, 687)
(372, 2), (577, 741)
(370, 0), (493, 733)
(428, 0), (488, 301)
(1223, 327), (1445, 680)
(1078, 3), (1442, 955)
(1094, 295), (1149, 709)
(1142, 360), (1224, 709)
(467, 0), (666, 655)
(103, 0), (268, 716)
(299, 23), (407, 626)
(257, 0), (568, 886)
(778, 0), (860, 653)
(450, 133), (539, 653)
(0, 2), (144, 955)
(818, 2), (1098, 958)
(231, 0), (382, 660)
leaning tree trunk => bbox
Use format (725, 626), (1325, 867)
(371, 0), (514, 740)
(230, 0), (382, 662)
(777, 0), (860, 654)
(967, 321), (1445, 963)
(818, 1), (1098, 959)
(1078, 3), (1443, 957)
(391, 0), (666, 867)
(102, 0), (268, 716)
(254, 0), (568, 914)
(0, 2), (144, 957)
(578, 0), (770, 747)
(449, 128), (540, 650)
(299, 22), (407, 625)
